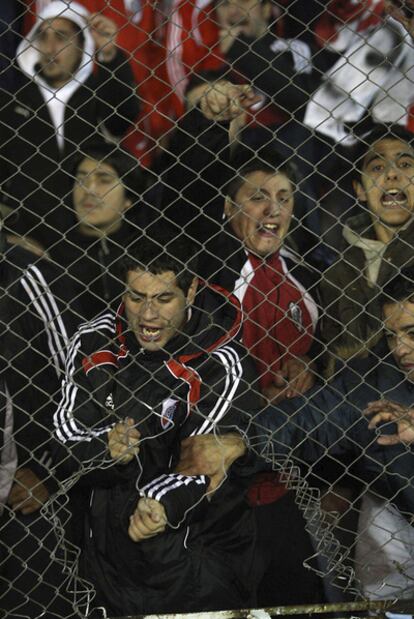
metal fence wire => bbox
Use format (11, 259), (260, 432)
(2, 0), (414, 617)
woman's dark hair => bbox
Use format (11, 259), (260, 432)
(71, 142), (142, 200)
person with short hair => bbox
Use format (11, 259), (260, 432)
(247, 267), (414, 601)
(51, 234), (264, 616)
(49, 142), (144, 322)
(321, 124), (414, 373)
(200, 145), (320, 404)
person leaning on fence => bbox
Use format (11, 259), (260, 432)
(186, 267), (414, 602)
(320, 124), (414, 376)
(50, 235), (270, 617)
(0, 227), (79, 617)
(49, 142), (145, 323)
(0, 1), (139, 252)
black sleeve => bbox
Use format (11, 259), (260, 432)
(225, 34), (313, 113)
(2, 253), (77, 493)
(93, 49), (140, 137)
(51, 331), (132, 487)
(156, 107), (232, 250)
(248, 380), (414, 519)
(140, 345), (262, 527)
(0, 91), (16, 210)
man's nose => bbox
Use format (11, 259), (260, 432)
(141, 300), (158, 320)
(263, 199), (280, 217)
(395, 335), (411, 358)
(385, 164), (400, 180)
(228, 4), (242, 20)
(41, 34), (57, 56)
(82, 176), (98, 194)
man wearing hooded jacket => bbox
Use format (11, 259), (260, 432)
(0, 1), (139, 250)
(52, 235), (264, 616)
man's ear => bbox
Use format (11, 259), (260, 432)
(187, 277), (199, 306)
(123, 197), (132, 211)
(353, 179), (367, 203)
(224, 198), (234, 219)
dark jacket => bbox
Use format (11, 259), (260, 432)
(50, 220), (139, 323)
(225, 31), (314, 122)
(188, 31), (315, 130)
(250, 350), (414, 520)
(52, 284), (262, 615)
(320, 212), (414, 367)
(1, 243), (76, 493)
(0, 50), (138, 248)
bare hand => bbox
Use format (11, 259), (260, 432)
(7, 468), (49, 515)
(384, 1), (414, 37)
(264, 356), (315, 403)
(364, 399), (414, 445)
(187, 80), (260, 121)
(89, 13), (118, 62)
(108, 417), (140, 464)
(219, 25), (244, 55)
(128, 497), (167, 542)
(175, 433), (246, 492)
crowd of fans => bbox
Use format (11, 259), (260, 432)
(2, 0), (414, 617)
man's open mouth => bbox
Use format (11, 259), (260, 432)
(139, 326), (162, 341)
(259, 223), (280, 236)
(381, 189), (408, 208)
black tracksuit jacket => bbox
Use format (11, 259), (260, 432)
(52, 284), (263, 615)
(1, 243), (76, 493)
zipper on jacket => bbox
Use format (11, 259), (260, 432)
(98, 238), (111, 301)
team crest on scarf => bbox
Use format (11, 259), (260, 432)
(288, 302), (304, 332)
(160, 398), (178, 429)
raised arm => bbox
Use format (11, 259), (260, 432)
(158, 81), (258, 246)
(92, 14), (140, 137)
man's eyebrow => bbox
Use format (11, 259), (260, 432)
(384, 323), (414, 334)
(250, 186), (269, 194)
(38, 26), (74, 36)
(94, 170), (117, 178)
(364, 150), (414, 167)
(127, 289), (175, 297)
(77, 169), (116, 178)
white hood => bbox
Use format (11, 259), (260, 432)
(16, 1), (95, 150)
(17, 1), (94, 83)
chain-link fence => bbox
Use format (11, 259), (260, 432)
(2, 0), (414, 618)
